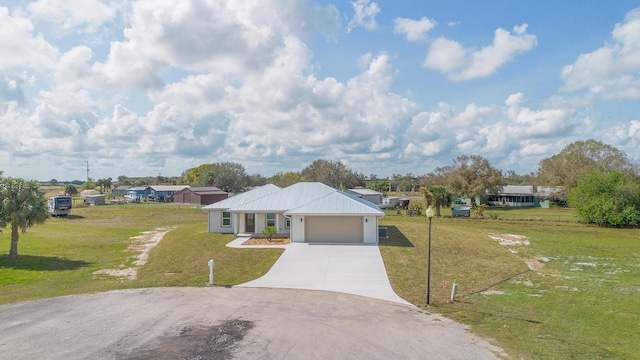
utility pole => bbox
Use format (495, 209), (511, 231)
(86, 161), (90, 183)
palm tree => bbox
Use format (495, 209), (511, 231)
(423, 186), (452, 217)
(0, 177), (49, 260)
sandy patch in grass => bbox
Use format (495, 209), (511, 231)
(480, 289), (505, 295)
(489, 233), (544, 271)
(488, 234), (530, 246)
(93, 227), (173, 280)
(523, 259), (545, 271)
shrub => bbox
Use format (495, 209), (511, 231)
(261, 226), (277, 242)
(568, 171), (640, 227)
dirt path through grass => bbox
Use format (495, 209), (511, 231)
(93, 228), (174, 280)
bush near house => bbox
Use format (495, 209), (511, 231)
(261, 226), (277, 242)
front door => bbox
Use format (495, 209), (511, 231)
(245, 213), (255, 233)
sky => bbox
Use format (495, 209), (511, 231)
(1, 0), (640, 182)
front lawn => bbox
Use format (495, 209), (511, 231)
(0, 203), (281, 304)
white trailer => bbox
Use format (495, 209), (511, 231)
(48, 196), (72, 217)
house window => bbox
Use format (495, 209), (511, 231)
(266, 213), (276, 227)
(222, 212), (231, 227)
(285, 217), (290, 229)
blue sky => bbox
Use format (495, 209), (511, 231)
(1, 0), (639, 181)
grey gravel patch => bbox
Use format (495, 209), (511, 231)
(122, 320), (254, 360)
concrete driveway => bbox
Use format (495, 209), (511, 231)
(228, 237), (411, 305)
(0, 287), (504, 359)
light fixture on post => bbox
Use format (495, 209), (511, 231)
(425, 205), (435, 305)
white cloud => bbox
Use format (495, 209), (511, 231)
(347, 0), (381, 33)
(2, 1), (638, 180)
(519, 141), (555, 157)
(27, 0), (117, 33)
(609, 119), (640, 146)
(503, 92), (580, 138)
(561, 8), (640, 100)
(221, 52), (418, 164)
(370, 136), (395, 152)
(0, 7), (60, 71)
(422, 38), (467, 73)
(423, 24), (537, 80)
(400, 92), (593, 171)
(393, 17), (437, 41)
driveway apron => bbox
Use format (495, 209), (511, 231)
(231, 239), (412, 305)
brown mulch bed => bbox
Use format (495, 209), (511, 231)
(241, 237), (291, 245)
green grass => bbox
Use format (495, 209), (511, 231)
(380, 209), (640, 359)
(133, 223), (282, 287)
(0, 203), (281, 304)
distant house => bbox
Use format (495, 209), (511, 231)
(80, 189), (101, 198)
(84, 194), (105, 206)
(347, 188), (383, 205)
(149, 185), (189, 202)
(173, 187), (228, 205)
(202, 182), (384, 244)
(112, 185), (132, 197)
(486, 185), (563, 208)
(126, 186), (151, 200)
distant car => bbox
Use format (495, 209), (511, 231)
(379, 197), (400, 209)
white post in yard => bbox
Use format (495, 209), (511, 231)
(208, 259), (214, 285)
(451, 283), (458, 302)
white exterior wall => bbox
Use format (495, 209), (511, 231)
(253, 213), (291, 236)
(233, 213), (240, 234)
(290, 215), (378, 243)
(209, 209), (377, 242)
(255, 213), (266, 234)
(290, 215), (305, 242)
(207, 210), (235, 234)
(363, 215), (379, 244)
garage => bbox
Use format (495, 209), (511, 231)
(305, 216), (363, 243)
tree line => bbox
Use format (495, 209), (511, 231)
(177, 139), (640, 227)
(181, 159), (366, 193)
(1, 139), (639, 263)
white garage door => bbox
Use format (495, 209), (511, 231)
(305, 216), (363, 243)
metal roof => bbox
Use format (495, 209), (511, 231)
(127, 186), (149, 191)
(201, 184), (281, 210)
(210, 182), (383, 216)
(535, 186), (563, 197)
(285, 191), (384, 216)
(348, 188), (382, 196)
(183, 187), (227, 195)
(150, 185), (189, 192)
(496, 185), (534, 195)
(229, 182), (336, 212)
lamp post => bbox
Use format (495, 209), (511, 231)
(426, 205), (435, 305)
